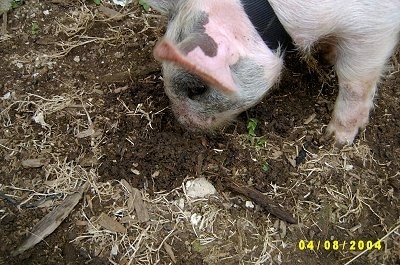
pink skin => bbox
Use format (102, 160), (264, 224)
(153, 0), (282, 131)
(153, 0), (279, 95)
(327, 78), (377, 143)
(268, 0), (400, 144)
(148, 0), (400, 144)
(154, 39), (237, 95)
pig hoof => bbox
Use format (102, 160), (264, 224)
(319, 132), (335, 146)
(326, 122), (359, 146)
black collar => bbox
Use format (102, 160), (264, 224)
(242, 0), (293, 51)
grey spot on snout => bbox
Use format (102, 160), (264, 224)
(179, 11), (218, 57)
(180, 34), (218, 57)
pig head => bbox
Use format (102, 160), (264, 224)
(147, 0), (400, 145)
(147, 0), (283, 130)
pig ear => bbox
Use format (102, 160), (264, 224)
(145, 0), (175, 14)
(153, 38), (237, 94)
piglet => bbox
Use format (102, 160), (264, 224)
(147, 0), (400, 144)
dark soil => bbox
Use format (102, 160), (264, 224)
(0, 1), (399, 265)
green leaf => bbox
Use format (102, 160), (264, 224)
(11, 0), (23, 9)
(261, 162), (269, 172)
(256, 137), (266, 147)
(31, 22), (39, 35)
(247, 118), (258, 136)
(93, 0), (101, 5)
(139, 0), (150, 11)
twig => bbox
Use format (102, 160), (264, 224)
(0, 192), (64, 208)
(2, 12), (7, 34)
(225, 181), (297, 224)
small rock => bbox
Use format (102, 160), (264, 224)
(112, 0), (132, 7)
(190, 213), (202, 226)
(1, 91), (11, 100)
(185, 177), (216, 198)
(245, 201), (255, 209)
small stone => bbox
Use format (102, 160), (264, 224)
(245, 201), (255, 209)
(185, 177), (216, 198)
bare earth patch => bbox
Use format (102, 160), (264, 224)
(0, 1), (399, 265)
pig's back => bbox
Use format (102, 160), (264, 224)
(268, 0), (400, 49)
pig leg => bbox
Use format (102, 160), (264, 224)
(326, 75), (378, 145)
(327, 38), (398, 145)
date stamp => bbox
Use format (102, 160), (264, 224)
(298, 240), (382, 251)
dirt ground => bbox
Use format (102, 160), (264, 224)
(0, 1), (399, 265)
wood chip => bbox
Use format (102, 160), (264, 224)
(286, 155), (297, 168)
(163, 242), (176, 264)
(1, 13), (7, 34)
(98, 6), (123, 20)
(97, 213), (127, 234)
(279, 220), (287, 239)
(132, 188), (150, 223)
(21, 158), (48, 168)
(304, 113), (316, 125)
(12, 182), (89, 256)
(79, 156), (99, 167)
(113, 85), (129, 94)
(121, 179), (150, 223)
(151, 170), (160, 178)
(75, 127), (95, 138)
(270, 150), (283, 160)
(131, 169), (140, 175)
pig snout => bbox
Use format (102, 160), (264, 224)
(163, 67), (248, 131)
(147, 0), (283, 131)
(164, 71), (223, 131)
(147, 0), (400, 145)
(168, 71), (208, 101)
(161, 54), (282, 131)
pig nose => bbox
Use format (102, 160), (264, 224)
(172, 72), (209, 100)
(187, 83), (208, 100)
